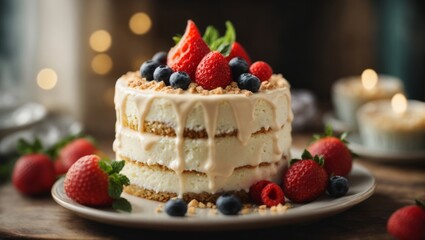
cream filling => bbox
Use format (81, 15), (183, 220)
(121, 159), (287, 194)
(115, 123), (292, 172)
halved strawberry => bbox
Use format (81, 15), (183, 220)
(167, 20), (210, 80)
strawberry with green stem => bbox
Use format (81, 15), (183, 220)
(282, 149), (329, 203)
(307, 125), (355, 177)
(64, 154), (132, 212)
(12, 138), (56, 196)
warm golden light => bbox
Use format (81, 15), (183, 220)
(129, 12), (152, 35)
(361, 69), (378, 90)
(89, 30), (112, 52)
(91, 54), (113, 75)
(391, 93), (407, 115)
(37, 68), (58, 90)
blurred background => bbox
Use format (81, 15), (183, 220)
(0, 0), (424, 156)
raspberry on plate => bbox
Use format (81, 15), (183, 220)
(261, 182), (285, 207)
(249, 180), (272, 205)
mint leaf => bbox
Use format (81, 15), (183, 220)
(112, 198), (132, 212)
(108, 174), (124, 199)
(203, 26), (219, 45)
(209, 21), (236, 56)
(99, 159), (113, 174)
(111, 160), (125, 173)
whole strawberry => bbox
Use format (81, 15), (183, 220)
(59, 137), (99, 172)
(195, 51), (231, 90)
(12, 138), (55, 196)
(64, 154), (131, 212)
(225, 42), (252, 65)
(167, 19), (210, 80)
(387, 200), (425, 240)
(282, 150), (328, 203)
(12, 153), (55, 196)
(307, 126), (353, 177)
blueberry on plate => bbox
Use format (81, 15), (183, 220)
(327, 176), (349, 198)
(152, 51), (168, 65)
(216, 193), (242, 215)
(153, 65), (173, 85)
(237, 73), (261, 93)
(229, 57), (249, 81)
(169, 71), (191, 90)
(140, 60), (160, 81)
(164, 198), (187, 217)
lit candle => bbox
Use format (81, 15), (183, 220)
(331, 69), (404, 130)
(356, 93), (425, 151)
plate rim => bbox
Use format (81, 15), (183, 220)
(52, 163), (376, 231)
(347, 133), (425, 161)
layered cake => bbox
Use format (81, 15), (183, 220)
(113, 20), (293, 203)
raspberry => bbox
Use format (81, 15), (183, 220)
(249, 180), (272, 205)
(249, 61), (273, 82)
(260, 182), (285, 207)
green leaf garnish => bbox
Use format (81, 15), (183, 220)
(112, 197), (132, 212)
(209, 20), (236, 56)
(99, 159), (113, 174)
(108, 174), (124, 199)
(98, 159), (132, 212)
(203, 26), (220, 45)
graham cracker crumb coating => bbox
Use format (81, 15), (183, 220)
(123, 71), (288, 95)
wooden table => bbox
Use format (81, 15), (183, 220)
(1, 133), (424, 239)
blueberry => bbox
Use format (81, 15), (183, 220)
(164, 198), (187, 217)
(140, 60), (160, 81)
(153, 65), (173, 85)
(237, 73), (260, 93)
(327, 176), (349, 198)
(152, 51), (167, 65)
(229, 57), (249, 81)
(169, 71), (191, 90)
(216, 193), (242, 215)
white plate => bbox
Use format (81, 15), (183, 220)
(52, 163), (375, 231)
(347, 133), (425, 163)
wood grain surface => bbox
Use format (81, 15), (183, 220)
(1, 133), (424, 240)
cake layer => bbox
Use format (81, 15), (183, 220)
(120, 156), (288, 202)
(115, 73), (292, 138)
(114, 123), (292, 173)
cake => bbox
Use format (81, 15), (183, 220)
(113, 20), (293, 203)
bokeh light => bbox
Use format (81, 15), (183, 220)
(91, 54), (113, 75)
(89, 30), (112, 52)
(37, 68), (58, 90)
(129, 12), (152, 35)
